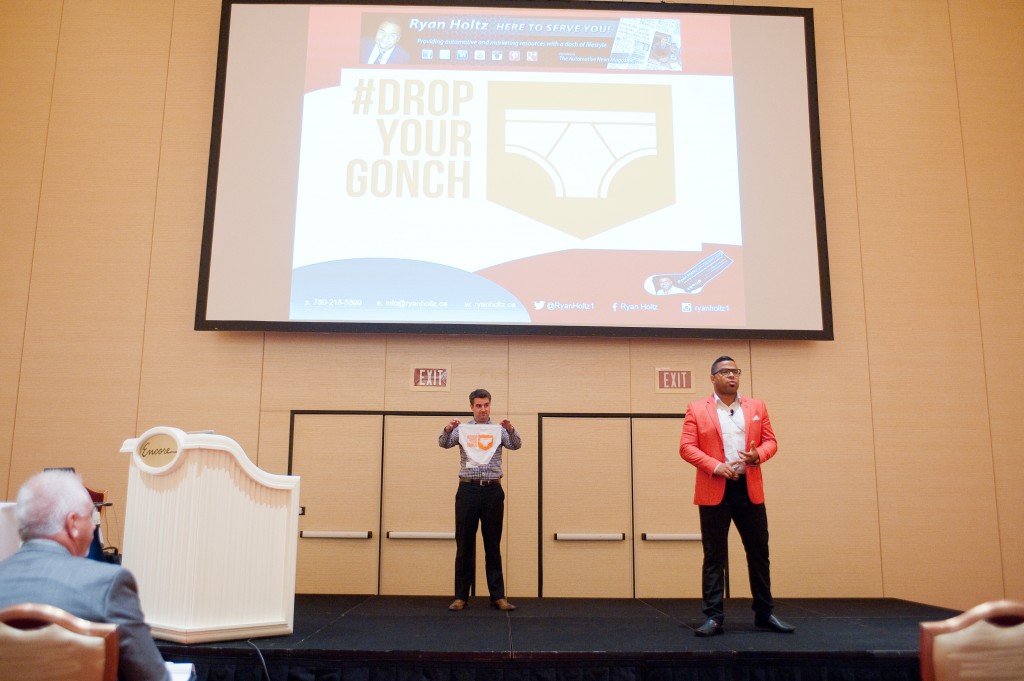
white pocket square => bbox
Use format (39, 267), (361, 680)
(752, 415), (761, 421)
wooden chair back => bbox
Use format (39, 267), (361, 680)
(0, 603), (118, 681)
(920, 600), (1024, 681)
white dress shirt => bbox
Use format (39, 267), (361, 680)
(715, 393), (747, 474)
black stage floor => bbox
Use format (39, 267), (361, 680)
(158, 596), (959, 681)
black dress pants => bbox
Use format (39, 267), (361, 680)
(698, 475), (773, 622)
(453, 482), (505, 601)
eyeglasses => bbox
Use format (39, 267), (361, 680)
(714, 368), (741, 377)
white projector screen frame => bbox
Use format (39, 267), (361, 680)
(196, 0), (832, 340)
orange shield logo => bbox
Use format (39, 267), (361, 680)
(476, 434), (494, 450)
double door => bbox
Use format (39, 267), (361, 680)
(292, 414), (485, 595)
(540, 416), (703, 597)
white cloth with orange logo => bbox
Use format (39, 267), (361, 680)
(458, 424), (505, 468)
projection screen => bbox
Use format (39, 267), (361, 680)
(196, 1), (832, 339)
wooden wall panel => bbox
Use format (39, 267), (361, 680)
(0, 2), (62, 498)
(10, 3), (173, 539)
(628, 341), (709, 415)
(258, 333), (387, 473)
(136, 0), (265, 476)
(628, 340), (698, 415)
(745, 0), (883, 599)
(292, 414), (382, 594)
(750, 345), (883, 597)
(844, 0), (1001, 609)
(383, 335), (510, 413)
(948, 0), (1024, 601)
(542, 418), (632, 597)
(510, 337), (631, 414)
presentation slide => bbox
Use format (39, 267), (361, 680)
(199, 2), (831, 339)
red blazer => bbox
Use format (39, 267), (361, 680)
(679, 394), (778, 505)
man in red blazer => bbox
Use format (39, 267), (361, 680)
(679, 356), (795, 637)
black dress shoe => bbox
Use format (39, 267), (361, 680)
(694, 618), (724, 637)
(755, 614), (795, 633)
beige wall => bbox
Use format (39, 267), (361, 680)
(1, 0), (1021, 610)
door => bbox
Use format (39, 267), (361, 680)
(379, 415), (463, 594)
(631, 417), (703, 597)
(541, 417), (633, 597)
(292, 413), (382, 594)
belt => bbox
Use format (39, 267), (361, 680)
(459, 478), (502, 487)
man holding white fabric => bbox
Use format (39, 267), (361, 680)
(439, 388), (522, 612)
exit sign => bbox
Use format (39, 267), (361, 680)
(411, 366), (450, 391)
(654, 368), (694, 393)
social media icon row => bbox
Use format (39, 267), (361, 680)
(535, 301), (696, 313)
(420, 49), (539, 62)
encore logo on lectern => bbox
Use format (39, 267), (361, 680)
(138, 433), (178, 469)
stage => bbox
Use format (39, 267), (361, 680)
(157, 596), (958, 681)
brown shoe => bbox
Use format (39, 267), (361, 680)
(490, 598), (517, 611)
(448, 599), (466, 611)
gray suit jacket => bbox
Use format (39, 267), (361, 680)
(0, 539), (169, 681)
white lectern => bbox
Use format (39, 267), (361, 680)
(0, 503), (19, 561)
(120, 427), (300, 643)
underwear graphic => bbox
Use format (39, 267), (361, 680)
(487, 82), (676, 239)
(504, 110), (657, 199)
(459, 424), (504, 467)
